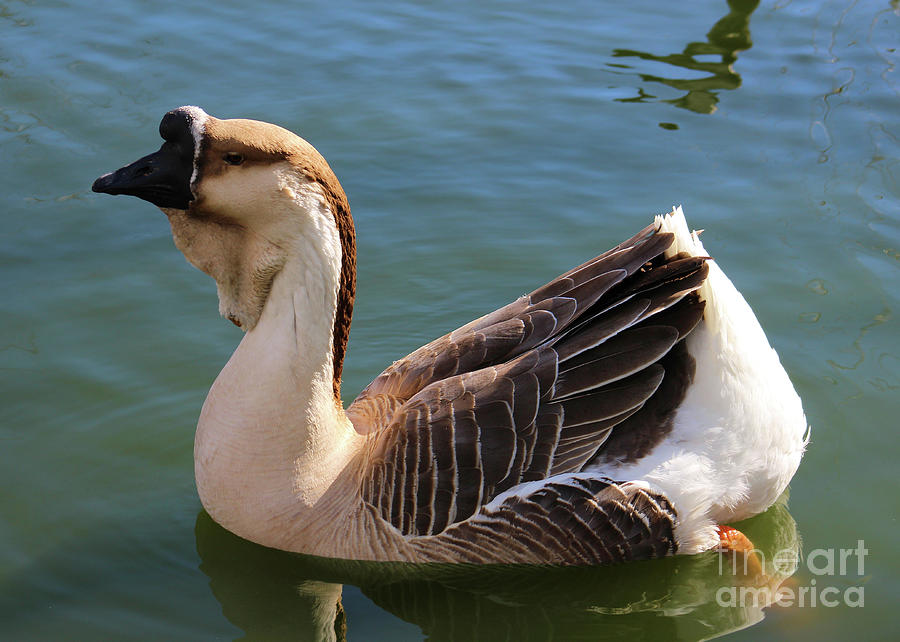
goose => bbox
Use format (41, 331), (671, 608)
(92, 106), (807, 565)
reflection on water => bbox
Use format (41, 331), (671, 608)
(195, 496), (799, 641)
(197, 523), (347, 641)
(613, 0), (759, 114)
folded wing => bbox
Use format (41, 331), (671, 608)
(348, 222), (708, 537)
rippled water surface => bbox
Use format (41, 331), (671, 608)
(2, 1), (898, 640)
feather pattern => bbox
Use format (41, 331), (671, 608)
(351, 222), (709, 556)
(410, 476), (678, 564)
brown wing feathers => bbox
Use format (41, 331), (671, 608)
(349, 224), (675, 421)
(355, 223), (708, 546)
(413, 477), (678, 564)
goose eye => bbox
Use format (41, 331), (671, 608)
(224, 152), (244, 166)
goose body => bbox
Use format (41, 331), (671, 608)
(93, 107), (807, 564)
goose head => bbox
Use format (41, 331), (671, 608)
(92, 106), (356, 341)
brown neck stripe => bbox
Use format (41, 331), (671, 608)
(315, 175), (356, 404)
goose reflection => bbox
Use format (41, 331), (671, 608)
(613, 0), (759, 114)
(195, 494), (800, 641)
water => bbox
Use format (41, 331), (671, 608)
(1, 0), (898, 639)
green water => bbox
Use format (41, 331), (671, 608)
(2, 0), (898, 639)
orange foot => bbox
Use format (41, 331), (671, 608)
(715, 524), (762, 577)
(715, 524), (754, 554)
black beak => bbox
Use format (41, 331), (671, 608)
(92, 141), (194, 209)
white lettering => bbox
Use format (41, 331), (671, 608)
(839, 548), (853, 575)
(855, 540), (868, 575)
(819, 586), (840, 607)
(807, 548), (834, 576)
(774, 585), (795, 607)
(739, 586), (768, 609)
(845, 586), (865, 608)
(773, 548), (797, 574)
(716, 586), (736, 607)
